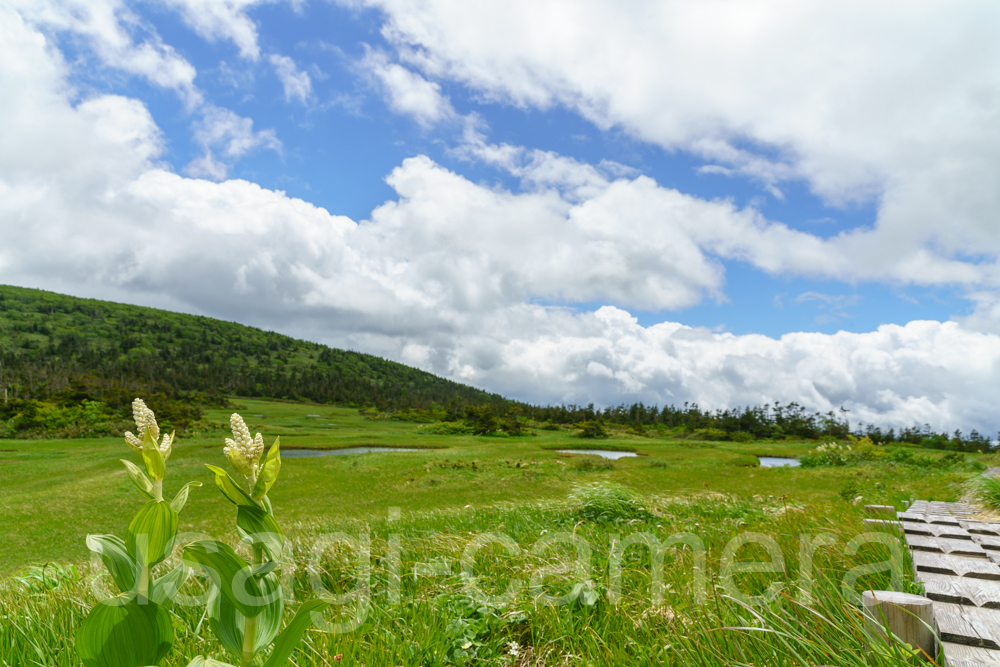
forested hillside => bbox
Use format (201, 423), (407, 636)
(0, 285), (504, 434)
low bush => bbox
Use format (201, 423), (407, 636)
(569, 482), (645, 523)
(572, 456), (614, 472)
(574, 420), (610, 439)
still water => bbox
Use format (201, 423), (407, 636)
(758, 456), (801, 468)
(556, 449), (638, 460)
(283, 447), (422, 458)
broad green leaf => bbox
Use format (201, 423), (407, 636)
(208, 572), (283, 657)
(261, 494), (274, 516)
(251, 560), (278, 577)
(169, 481), (202, 513)
(86, 534), (137, 594)
(205, 465), (258, 507)
(141, 431), (165, 481)
(261, 599), (331, 667)
(182, 540), (266, 618)
(75, 595), (173, 667)
(151, 562), (191, 609)
(126, 501), (178, 568)
(236, 504), (284, 561)
(120, 459), (154, 500)
(186, 658), (237, 667)
(251, 437), (281, 501)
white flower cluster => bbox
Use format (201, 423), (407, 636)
(124, 398), (173, 458)
(224, 413), (264, 483)
(815, 442), (851, 454)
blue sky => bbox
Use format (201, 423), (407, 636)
(3, 0), (1000, 431)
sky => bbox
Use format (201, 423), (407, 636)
(2, 0), (1000, 434)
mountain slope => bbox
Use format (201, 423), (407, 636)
(0, 285), (504, 417)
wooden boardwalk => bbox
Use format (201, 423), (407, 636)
(898, 500), (1000, 665)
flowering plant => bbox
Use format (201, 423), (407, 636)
(75, 399), (202, 667)
(182, 412), (330, 667)
(74, 403), (330, 667)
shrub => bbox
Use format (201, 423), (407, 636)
(572, 456), (613, 472)
(729, 432), (754, 443)
(574, 420), (609, 439)
(975, 474), (1000, 509)
(690, 427), (728, 441)
(569, 482), (645, 523)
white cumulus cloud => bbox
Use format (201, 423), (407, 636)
(360, 0), (1000, 282)
(360, 49), (455, 126)
(268, 54), (312, 103)
(4, 3), (1000, 437)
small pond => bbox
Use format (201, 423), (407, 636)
(556, 449), (638, 460)
(283, 447), (422, 458)
(758, 456), (801, 468)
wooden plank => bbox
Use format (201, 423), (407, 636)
(904, 521), (934, 536)
(918, 572), (977, 605)
(908, 534), (946, 552)
(936, 608), (1000, 649)
(914, 554), (1000, 580)
(905, 522), (973, 540)
(930, 516), (964, 527)
(900, 511), (930, 523)
(963, 522), (1000, 537)
(936, 602), (1000, 621)
(914, 551), (959, 576)
(907, 534), (989, 557)
(940, 539), (990, 558)
(917, 573), (1000, 607)
(976, 536), (1000, 552)
(942, 642), (1000, 665)
(946, 556), (1000, 581)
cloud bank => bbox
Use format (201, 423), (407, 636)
(2, 2), (1000, 434)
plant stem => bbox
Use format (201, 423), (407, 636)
(137, 563), (149, 602)
(241, 545), (264, 667)
(153, 479), (163, 503)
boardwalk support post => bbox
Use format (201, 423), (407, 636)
(862, 590), (935, 663)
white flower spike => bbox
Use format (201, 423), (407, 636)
(124, 398), (173, 460)
(224, 413), (265, 486)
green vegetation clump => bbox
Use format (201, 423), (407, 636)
(569, 482), (645, 522)
(973, 475), (1000, 510)
(573, 419), (609, 439)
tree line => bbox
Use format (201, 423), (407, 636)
(0, 285), (994, 450)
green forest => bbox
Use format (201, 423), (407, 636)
(0, 285), (504, 436)
(0, 284), (994, 450)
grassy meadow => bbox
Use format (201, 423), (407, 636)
(0, 399), (990, 665)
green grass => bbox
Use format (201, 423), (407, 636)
(0, 398), (981, 574)
(0, 398), (986, 666)
(1, 489), (926, 666)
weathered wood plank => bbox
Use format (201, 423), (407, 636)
(918, 572), (977, 605)
(910, 552), (1000, 579)
(905, 522), (973, 540)
(976, 536), (1000, 552)
(946, 556), (1000, 581)
(900, 511), (930, 523)
(962, 522), (1000, 537)
(908, 534), (945, 551)
(942, 642), (1000, 666)
(904, 521), (935, 535)
(907, 534), (989, 557)
(940, 539), (989, 558)
(919, 572), (1000, 608)
(930, 516), (965, 527)
(936, 608), (1000, 649)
